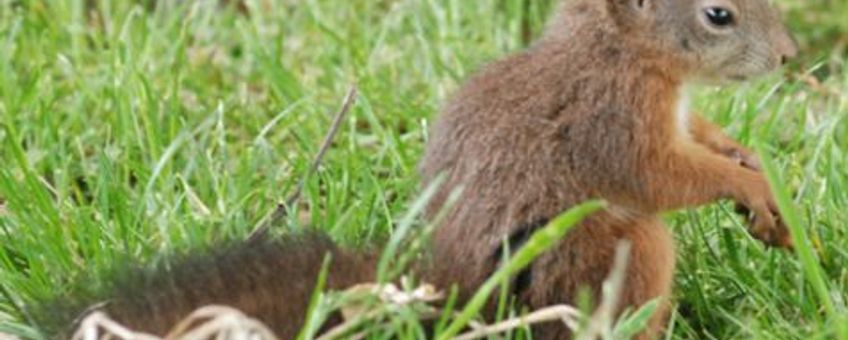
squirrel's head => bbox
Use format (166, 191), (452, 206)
(604, 0), (797, 82)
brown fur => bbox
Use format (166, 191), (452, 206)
(88, 233), (377, 339)
(420, 0), (797, 338)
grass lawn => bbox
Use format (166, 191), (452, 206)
(1, 0), (847, 338)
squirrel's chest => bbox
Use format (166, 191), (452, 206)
(675, 89), (692, 138)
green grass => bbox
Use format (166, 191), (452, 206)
(0, 0), (847, 338)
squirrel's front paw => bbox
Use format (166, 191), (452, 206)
(740, 199), (793, 249)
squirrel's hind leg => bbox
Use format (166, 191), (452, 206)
(526, 215), (675, 340)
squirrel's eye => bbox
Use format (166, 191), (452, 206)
(704, 7), (734, 27)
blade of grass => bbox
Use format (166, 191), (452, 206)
(376, 174), (446, 282)
(756, 143), (847, 340)
(296, 254), (334, 340)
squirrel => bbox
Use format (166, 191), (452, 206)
(420, 0), (796, 338)
(39, 0), (796, 338)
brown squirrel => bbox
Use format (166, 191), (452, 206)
(420, 0), (796, 338)
(42, 0), (796, 338)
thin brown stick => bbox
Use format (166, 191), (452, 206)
(248, 87), (358, 242)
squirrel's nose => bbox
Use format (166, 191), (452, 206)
(776, 29), (798, 65)
(779, 44), (797, 65)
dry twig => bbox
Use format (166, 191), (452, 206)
(72, 306), (277, 340)
(248, 87), (358, 242)
(454, 305), (583, 340)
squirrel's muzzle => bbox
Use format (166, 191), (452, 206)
(774, 26), (798, 66)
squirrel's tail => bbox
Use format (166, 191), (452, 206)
(41, 232), (378, 339)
